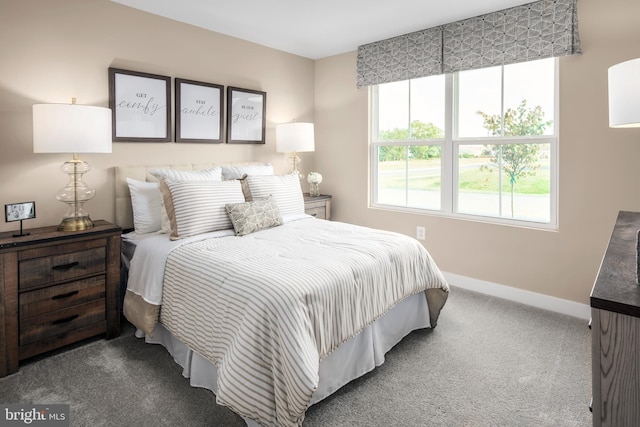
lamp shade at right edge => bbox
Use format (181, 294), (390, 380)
(608, 58), (640, 128)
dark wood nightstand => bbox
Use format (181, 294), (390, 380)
(303, 194), (332, 220)
(0, 220), (121, 377)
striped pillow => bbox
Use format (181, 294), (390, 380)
(149, 167), (223, 234)
(159, 179), (245, 240)
(246, 173), (304, 215)
(149, 167), (222, 182)
(221, 163), (273, 180)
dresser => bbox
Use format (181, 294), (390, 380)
(303, 194), (332, 220)
(0, 220), (121, 377)
(590, 211), (640, 426)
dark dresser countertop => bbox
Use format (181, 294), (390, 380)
(591, 210), (640, 318)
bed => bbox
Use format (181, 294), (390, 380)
(115, 162), (449, 427)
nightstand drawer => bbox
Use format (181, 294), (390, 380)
(19, 246), (106, 290)
(19, 276), (106, 322)
(19, 299), (105, 346)
(304, 194), (332, 220)
(305, 205), (327, 219)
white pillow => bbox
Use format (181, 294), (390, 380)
(126, 178), (163, 234)
(246, 173), (304, 215)
(221, 163), (274, 180)
(159, 179), (245, 240)
(149, 167), (222, 182)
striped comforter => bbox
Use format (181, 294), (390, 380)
(159, 217), (449, 427)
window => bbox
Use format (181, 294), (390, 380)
(371, 58), (557, 227)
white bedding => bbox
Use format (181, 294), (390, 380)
(125, 215), (448, 427)
(125, 213), (309, 305)
(143, 292), (430, 427)
(125, 228), (235, 305)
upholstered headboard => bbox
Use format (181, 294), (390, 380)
(114, 162), (270, 230)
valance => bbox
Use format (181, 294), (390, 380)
(356, 0), (580, 87)
(443, 0), (580, 73)
(356, 27), (443, 88)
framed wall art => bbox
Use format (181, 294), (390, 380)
(175, 78), (224, 143)
(226, 86), (266, 144)
(108, 67), (171, 142)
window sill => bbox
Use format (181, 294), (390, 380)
(369, 202), (559, 231)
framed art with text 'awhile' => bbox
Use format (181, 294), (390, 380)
(175, 78), (224, 143)
(226, 86), (266, 144)
(108, 67), (171, 142)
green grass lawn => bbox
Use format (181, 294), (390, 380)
(379, 158), (550, 195)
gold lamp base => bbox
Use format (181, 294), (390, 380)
(289, 151), (303, 179)
(58, 216), (94, 231)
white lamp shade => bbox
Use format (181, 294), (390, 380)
(608, 58), (640, 128)
(276, 122), (315, 153)
(33, 103), (113, 153)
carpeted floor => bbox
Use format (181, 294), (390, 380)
(0, 287), (592, 426)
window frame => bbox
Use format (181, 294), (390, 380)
(370, 58), (559, 229)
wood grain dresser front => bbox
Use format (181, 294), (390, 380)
(0, 220), (121, 377)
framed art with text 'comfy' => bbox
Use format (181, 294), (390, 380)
(108, 67), (171, 142)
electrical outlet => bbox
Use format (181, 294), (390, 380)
(416, 226), (426, 241)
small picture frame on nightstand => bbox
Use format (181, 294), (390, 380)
(5, 201), (36, 237)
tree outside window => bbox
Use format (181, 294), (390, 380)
(477, 99), (552, 217)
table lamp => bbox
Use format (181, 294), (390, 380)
(608, 58), (640, 128)
(608, 58), (640, 282)
(33, 99), (112, 231)
(276, 122), (315, 179)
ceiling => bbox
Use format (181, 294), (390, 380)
(111, 0), (534, 60)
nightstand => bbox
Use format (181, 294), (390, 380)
(0, 220), (121, 377)
(303, 194), (332, 220)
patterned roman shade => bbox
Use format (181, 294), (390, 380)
(443, 0), (580, 73)
(356, 27), (443, 88)
(356, 0), (580, 87)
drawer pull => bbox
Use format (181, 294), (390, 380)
(311, 213), (317, 217)
(52, 261), (79, 272)
(51, 314), (79, 325)
(51, 290), (79, 300)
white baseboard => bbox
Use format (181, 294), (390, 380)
(443, 272), (591, 320)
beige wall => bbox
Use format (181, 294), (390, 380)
(0, 0), (314, 231)
(314, 0), (640, 305)
(2, 0), (639, 306)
